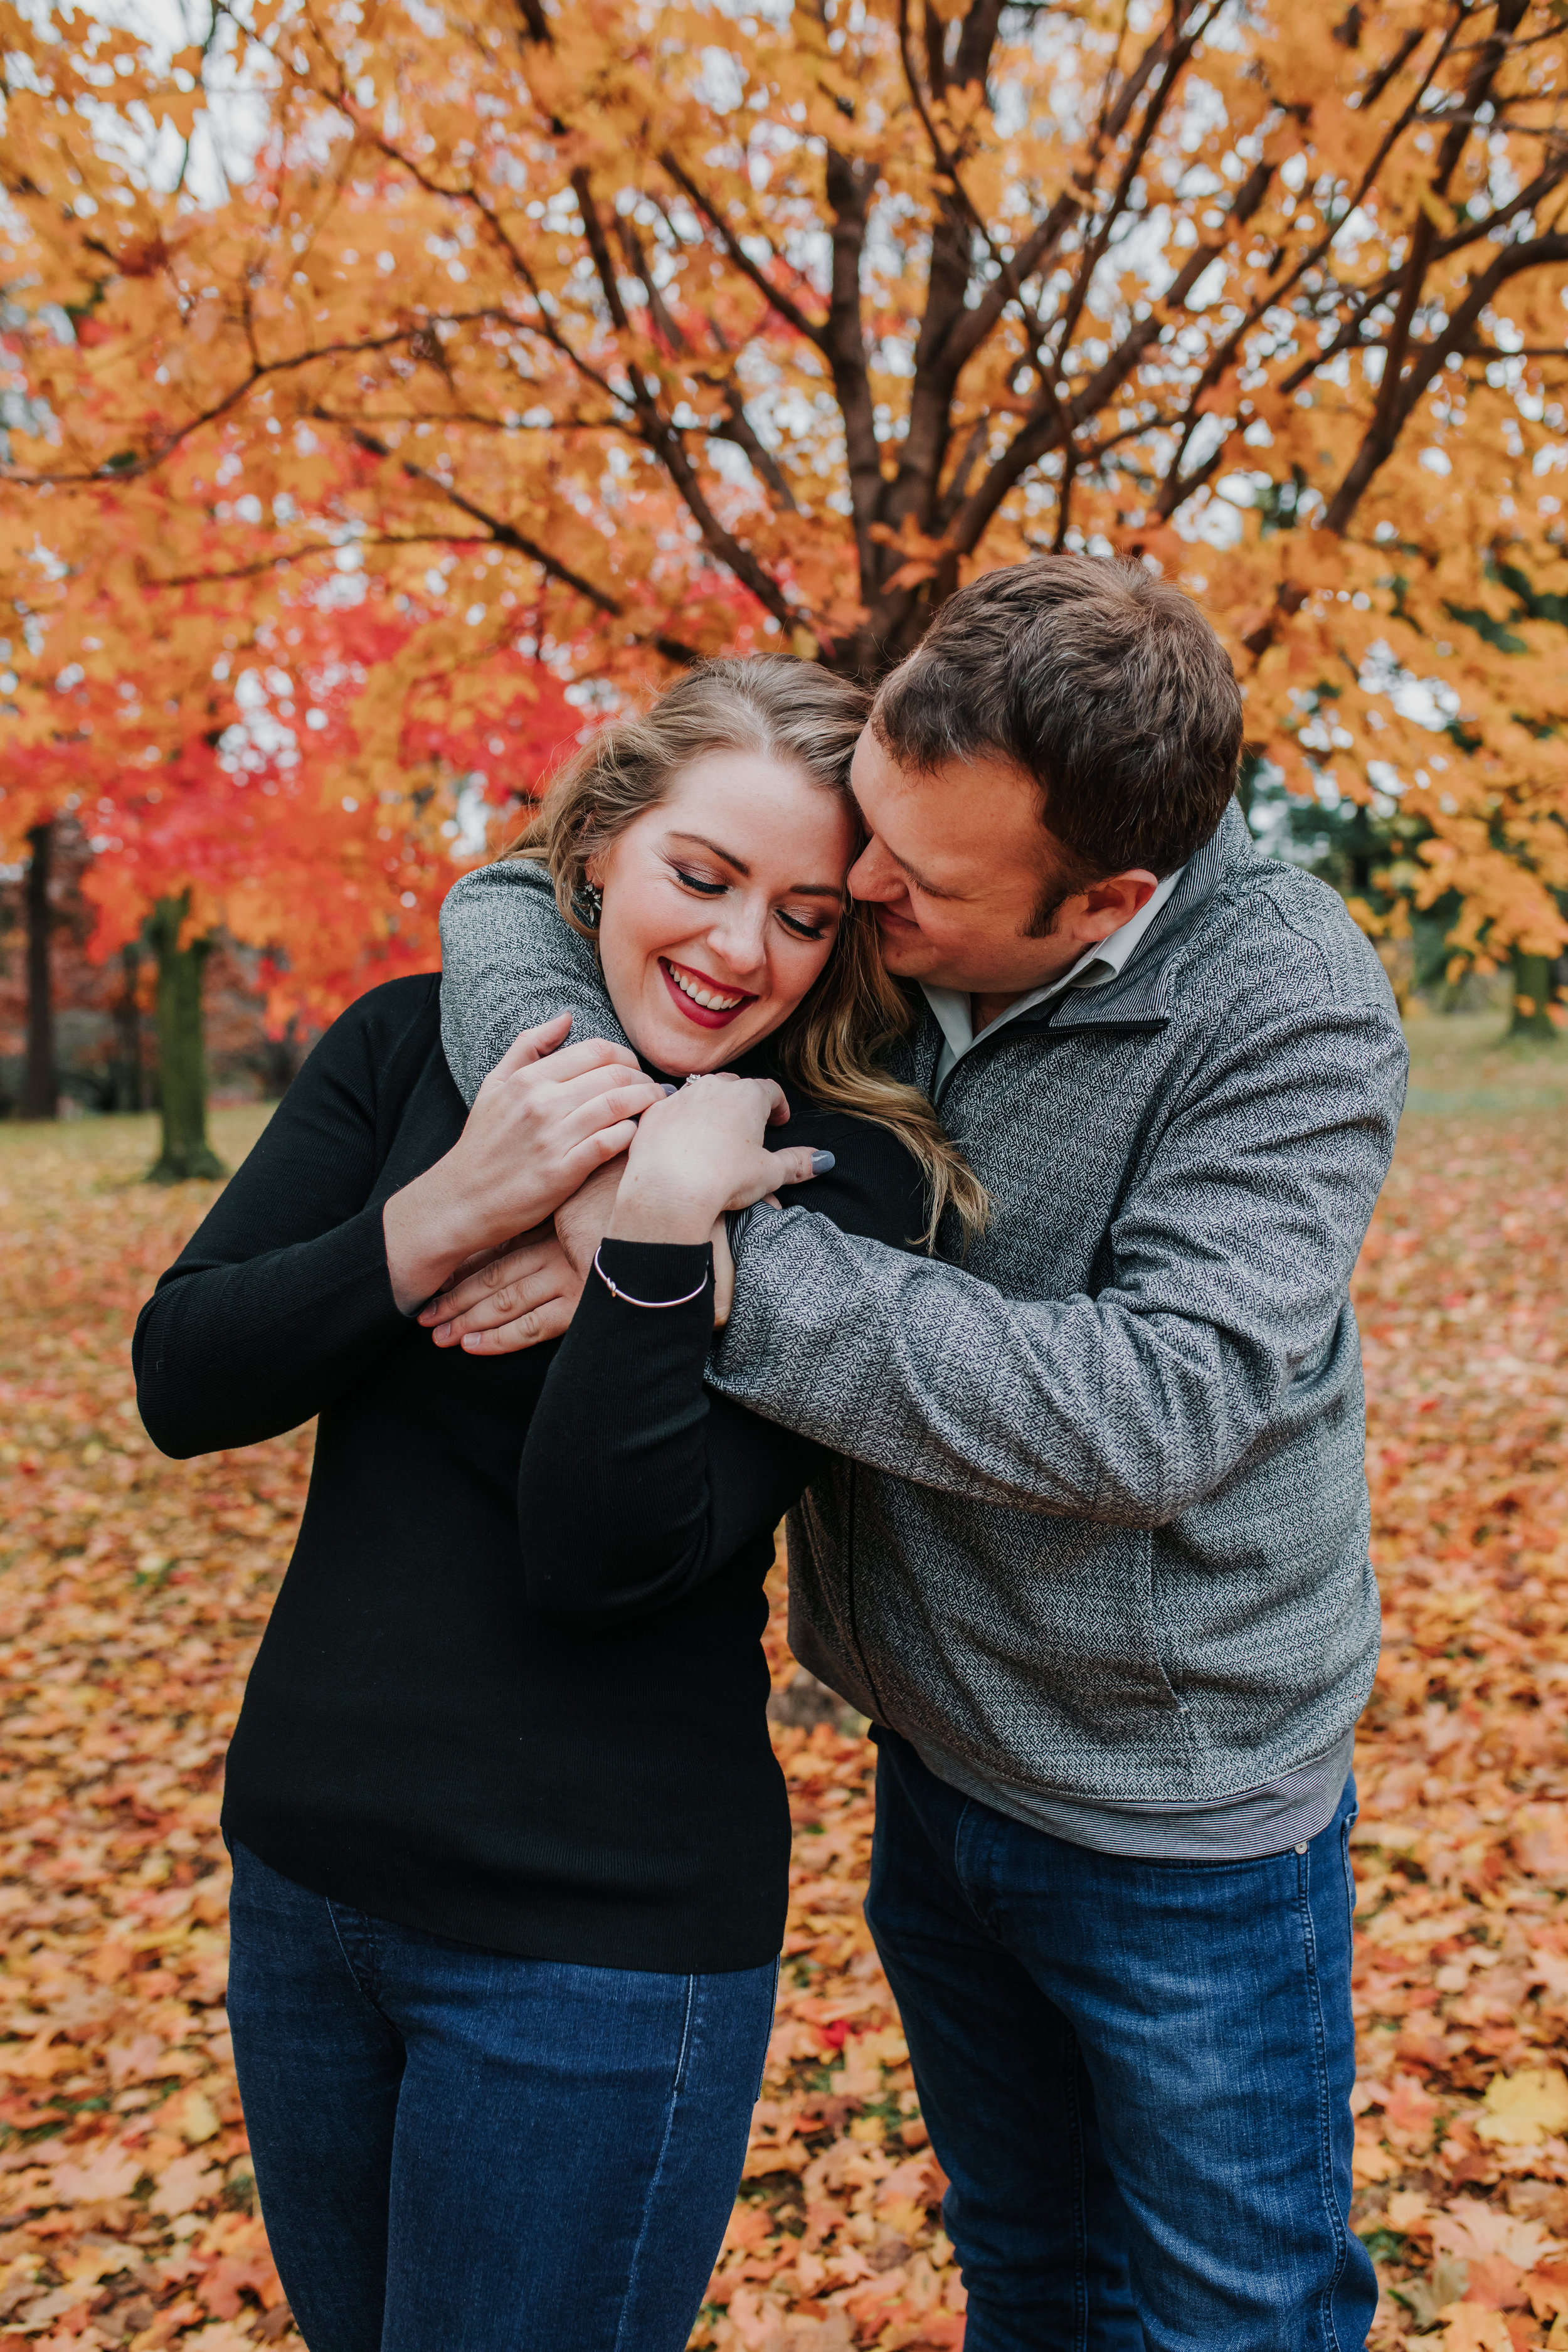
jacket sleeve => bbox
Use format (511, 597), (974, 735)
(132, 988), (430, 1458)
(438, 859), (629, 1105)
(707, 992), (1408, 1525)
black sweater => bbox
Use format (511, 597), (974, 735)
(133, 975), (923, 1972)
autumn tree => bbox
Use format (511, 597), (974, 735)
(0, 414), (585, 1176)
(3, 0), (1567, 1025)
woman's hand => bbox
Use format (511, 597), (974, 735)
(383, 1014), (665, 1312)
(608, 1075), (832, 1248)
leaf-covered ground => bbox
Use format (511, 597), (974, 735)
(0, 1036), (1563, 2351)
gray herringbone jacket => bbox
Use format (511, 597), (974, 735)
(439, 804), (1406, 1808)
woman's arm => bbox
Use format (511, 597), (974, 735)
(135, 980), (435, 1458)
(518, 1079), (925, 1628)
(519, 1239), (823, 1628)
(135, 984), (663, 1459)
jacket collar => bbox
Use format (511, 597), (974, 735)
(1020, 798), (1253, 1034)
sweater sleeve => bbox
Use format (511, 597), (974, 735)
(519, 1240), (822, 1628)
(707, 990), (1407, 1523)
(133, 982), (437, 1459)
(439, 858), (629, 1104)
(517, 1111), (928, 1628)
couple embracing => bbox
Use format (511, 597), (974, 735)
(135, 554), (1407, 2352)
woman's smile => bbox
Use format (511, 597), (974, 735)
(659, 956), (760, 1029)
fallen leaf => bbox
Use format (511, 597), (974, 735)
(1475, 2070), (1568, 2149)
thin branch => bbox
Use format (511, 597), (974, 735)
(147, 534), (480, 587)
(1325, 225), (1568, 531)
(572, 168), (802, 629)
(710, 405), (800, 513)
(658, 154), (827, 348)
(1, 322), (489, 487)
(344, 423), (624, 614)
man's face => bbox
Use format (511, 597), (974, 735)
(848, 730), (1151, 1000)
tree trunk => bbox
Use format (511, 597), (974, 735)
(147, 896), (226, 1182)
(113, 940), (146, 1113)
(1508, 950), (1560, 1043)
(21, 820), (57, 1120)
(262, 1021), (302, 1099)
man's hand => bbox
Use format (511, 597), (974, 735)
(553, 1155), (628, 1279)
(420, 1226), (586, 1353)
(383, 1013), (664, 1313)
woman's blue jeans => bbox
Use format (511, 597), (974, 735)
(865, 1730), (1376, 2352)
(225, 1840), (777, 2352)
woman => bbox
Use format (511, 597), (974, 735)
(134, 658), (980, 2352)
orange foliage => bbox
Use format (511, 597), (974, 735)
(1, 1081), (1565, 2345)
(3, 0), (1565, 1006)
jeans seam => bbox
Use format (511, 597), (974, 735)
(612, 1974), (699, 2352)
(1299, 1840), (1350, 2351)
(671, 1970), (697, 2099)
(951, 1796), (1000, 1936)
(324, 1900), (394, 2030)
(1062, 2029), (1091, 2352)
(753, 1958), (781, 2106)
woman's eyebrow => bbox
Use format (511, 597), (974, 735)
(667, 832), (843, 898)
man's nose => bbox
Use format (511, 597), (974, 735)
(848, 839), (901, 904)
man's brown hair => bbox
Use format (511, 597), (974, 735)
(871, 554), (1244, 894)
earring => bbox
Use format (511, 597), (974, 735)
(573, 881), (603, 931)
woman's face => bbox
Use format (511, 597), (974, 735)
(590, 750), (857, 1076)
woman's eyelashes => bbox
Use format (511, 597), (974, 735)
(666, 864), (829, 943)
(670, 863), (726, 899)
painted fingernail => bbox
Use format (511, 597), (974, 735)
(661, 1083), (678, 1096)
(810, 1151), (835, 1175)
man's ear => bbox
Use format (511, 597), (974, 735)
(1078, 869), (1158, 937)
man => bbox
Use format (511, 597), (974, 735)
(437, 554), (1405, 2348)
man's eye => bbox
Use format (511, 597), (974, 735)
(672, 866), (726, 897)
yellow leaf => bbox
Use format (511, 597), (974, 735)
(179, 2087), (221, 2144)
(1475, 2068), (1568, 2148)
(1352, 2123), (1396, 2183)
(1417, 187), (1459, 235)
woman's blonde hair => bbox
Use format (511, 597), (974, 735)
(502, 656), (989, 1248)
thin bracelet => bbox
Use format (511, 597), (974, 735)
(591, 1245), (711, 1310)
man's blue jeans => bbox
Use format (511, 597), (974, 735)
(225, 1840), (777, 2352)
(865, 1732), (1375, 2351)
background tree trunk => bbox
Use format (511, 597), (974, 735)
(1508, 951), (1561, 1044)
(147, 896), (225, 1182)
(21, 821), (57, 1120)
(112, 940), (146, 1113)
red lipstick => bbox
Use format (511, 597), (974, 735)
(658, 957), (759, 1030)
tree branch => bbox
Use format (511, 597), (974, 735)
(658, 154), (828, 347)
(572, 168), (802, 630)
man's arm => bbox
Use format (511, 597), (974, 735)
(439, 857), (628, 1106)
(710, 995), (1407, 1524)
